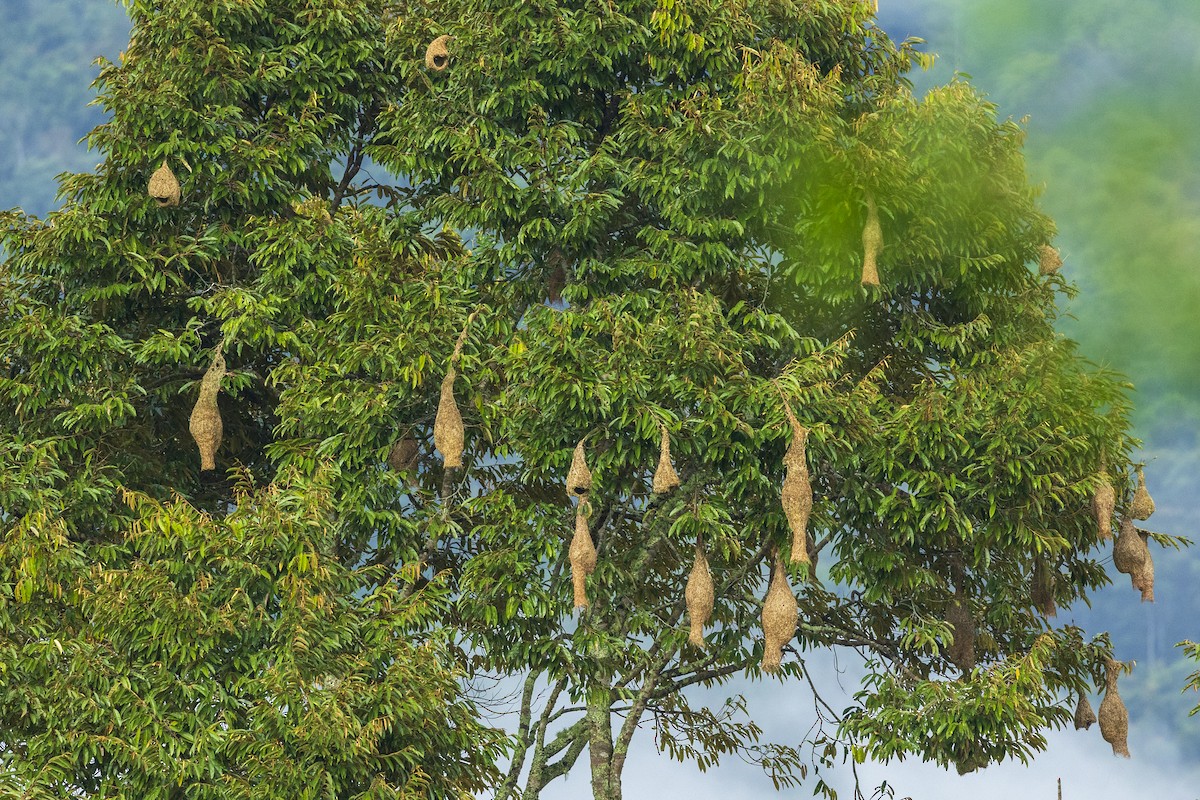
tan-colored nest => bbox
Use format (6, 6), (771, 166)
(781, 422), (813, 566)
(1092, 473), (1116, 541)
(861, 194), (883, 287)
(1074, 694), (1097, 730)
(1038, 244), (1063, 276)
(566, 440), (592, 497)
(946, 594), (976, 673)
(1099, 660), (1130, 758)
(1031, 556), (1057, 618)
(653, 424), (681, 494)
(388, 436), (419, 473)
(148, 159), (181, 207)
(189, 345), (226, 471)
(1132, 530), (1154, 602)
(685, 542), (714, 648)
(1130, 468), (1155, 520)
(434, 368), (464, 468)
(570, 500), (598, 610)
(425, 34), (452, 70)
(547, 250), (567, 304)
(761, 551), (797, 673)
(1113, 516), (1148, 579)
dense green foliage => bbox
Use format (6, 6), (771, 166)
(0, 0), (1184, 798)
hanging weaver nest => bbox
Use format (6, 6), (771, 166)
(1038, 244), (1063, 275)
(434, 368), (464, 468)
(570, 499), (598, 610)
(1092, 472), (1116, 541)
(1132, 529), (1154, 602)
(1113, 516), (1148, 581)
(388, 436), (420, 474)
(1099, 659), (1131, 758)
(566, 440), (592, 497)
(1031, 556), (1057, 618)
(547, 249), (567, 304)
(761, 549), (797, 673)
(425, 34), (452, 70)
(1074, 694), (1098, 730)
(148, 159), (181, 207)
(189, 344), (226, 471)
(781, 418), (813, 566)
(1130, 467), (1155, 520)
(653, 424), (681, 494)
(861, 193), (883, 287)
(685, 541), (714, 648)
(946, 595), (976, 673)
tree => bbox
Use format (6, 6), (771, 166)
(0, 2), (1181, 800)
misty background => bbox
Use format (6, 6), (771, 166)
(1, 0), (1197, 797)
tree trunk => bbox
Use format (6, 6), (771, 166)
(586, 687), (620, 800)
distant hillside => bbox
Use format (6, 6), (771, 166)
(0, 0), (129, 215)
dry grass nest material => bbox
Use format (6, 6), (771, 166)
(1130, 468), (1155, 520)
(1099, 659), (1131, 758)
(570, 500), (598, 610)
(1113, 516), (1149, 582)
(1038, 244), (1063, 275)
(1092, 472), (1116, 541)
(388, 436), (420, 473)
(189, 345), (226, 471)
(434, 368), (464, 468)
(1132, 529), (1154, 602)
(861, 193), (883, 287)
(685, 542), (714, 649)
(761, 551), (797, 673)
(1031, 556), (1056, 618)
(781, 421), (813, 566)
(653, 424), (680, 494)
(148, 160), (181, 207)
(566, 440), (592, 497)
(425, 35), (452, 70)
(1074, 694), (1097, 730)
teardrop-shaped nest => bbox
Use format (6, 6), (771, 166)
(685, 542), (714, 648)
(1091, 475), (1115, 541)
(1098, 660), (1131, 758)
(570, 500), (598, 610)
(388, 436), (420, 473)
(1113, 516), (1148, 578)
(189, 346), (226, 471)
(566, 439), (592, 497)
(781, 423), (812, 566)
(148, 159), (181, 207)
(861, 194), (883, 287)
(761, 553), (797, 673)
(1038, 244), (1063, 275)
(653, 424), (681, 494)
(946, 595), (976, 673)
(1130, 468), (1155, 520)
(1074, 694), (1097, 730)
(434, 368), (464, 468)
(1132, 530), (1154, 602)
(1030, 556), (1057, 618)
(425, 34), (452, 70)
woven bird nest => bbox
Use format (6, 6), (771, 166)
(861, 193), (883, 287)
(781, 422), (813, 566)
(148, 159), (181, 207)
(946, 595), (976, 673)
(1113, 516), (1148, 579)
(1130, 468), (1155, 520)
(1092, 473), (1116, 541)
(1132, 529), (1154, 602)
(653, 424), (681, 494)
(1031, 556), (1057, 618)
(1099, 659), (1131, 758)
(434, 368), (464, 468)
(1074, 694), (1097, 730)
(189, 345), (226, 471)
(425, 35), (452, 70)
(566, 440), (592, 497)
(1038, 244), (1063, 275)
(570, 500), (598, 610)
(388, 436), (420, 473)
(761, 550), (797, 673)
(685, 542), (714, 648)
